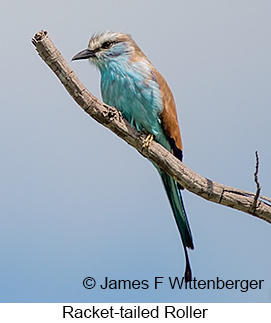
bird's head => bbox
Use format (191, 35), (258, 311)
(72, 32), (147, 69)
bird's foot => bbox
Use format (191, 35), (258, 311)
(115, 110), (123, 122)
(143, 134), (154, 149)
(103, 106), (123, 122)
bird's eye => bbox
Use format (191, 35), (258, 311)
(101, 41), (114, 49)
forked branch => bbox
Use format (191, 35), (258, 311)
(32, 30), (271, 224)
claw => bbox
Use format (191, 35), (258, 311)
(143, 134), (154, 149)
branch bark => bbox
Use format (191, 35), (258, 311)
(32, 30), (271, 224)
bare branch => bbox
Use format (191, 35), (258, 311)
(32, 30), (271, 224)
(250, 151), (262, 214)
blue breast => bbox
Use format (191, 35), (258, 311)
(98, 59), (169, 149)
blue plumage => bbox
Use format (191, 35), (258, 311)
(100, 56), (164, 139)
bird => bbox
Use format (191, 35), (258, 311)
(72, 32), (194, 282)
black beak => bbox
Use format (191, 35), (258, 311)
(71, 48), (95, 61)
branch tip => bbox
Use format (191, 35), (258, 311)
(251, 151), (261, 213)
(32, 30), (48, 46)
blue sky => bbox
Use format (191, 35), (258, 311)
(1, 0), (270, 302)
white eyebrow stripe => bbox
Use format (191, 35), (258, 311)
(88, 32), (126, 50)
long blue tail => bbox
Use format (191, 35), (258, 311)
(160, 170), (194, 281)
